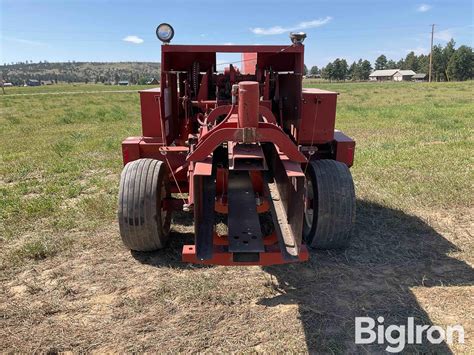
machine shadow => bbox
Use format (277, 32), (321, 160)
(131, 211), (212, 269)
(261, 200), (473, 353)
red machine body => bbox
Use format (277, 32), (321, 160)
(121, 43), (355, 266)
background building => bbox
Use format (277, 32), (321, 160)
(393, 70), (416, 81)
(369, 69), (399, 81)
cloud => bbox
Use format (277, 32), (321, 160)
(123, 35), (144, 44)
(431, 25), (473, 42)
(434, 29), (454, 41)
(2, 36), (45, 46)
(406, 47), (428, 55)
(370, 49), (399, 56)
(251, 16), (332, 35)
(417, 4), (431, 12)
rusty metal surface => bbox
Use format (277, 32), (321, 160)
(273, 153), (305, 256)
(264, 148), (305, 258)
(227, 171), (264, 253)
(241, 127), (257, 143)
(266, 178), (298, 259)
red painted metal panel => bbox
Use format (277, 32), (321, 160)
(298, 89), (338, 144)
(242, 53), (257, 74)
(334, 130), (356, 167)
(257, 52), (301, 73)
(121, 137), (142, 165)
(167, 73), (179, 143)
(162, 44), (304, 53)
(238, 81), (259, 128)
(161, 44), (304, 72)
(182, 230), (309, 266)
(139, 89), (162, 137)
(138, 139), (187, 180)
(186, 123), (307, 163)
(194, 160), (213, 176)
(162, 52), (216, 72)
(259, 105), (277, 124)
(182, 244), (309, 266)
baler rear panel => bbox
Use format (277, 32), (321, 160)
(118, 39), (356, 266)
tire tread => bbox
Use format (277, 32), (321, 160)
(118, 158), (170, 251)
(305, 159), (355, 249)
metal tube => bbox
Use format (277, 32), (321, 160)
(238, 81), (259, 128)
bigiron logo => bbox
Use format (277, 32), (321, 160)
(355, 316), (465, 352)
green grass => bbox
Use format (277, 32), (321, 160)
(305, 81), (474, 209)
(0, 81), (473, 267)
(0, 85), (145, 266)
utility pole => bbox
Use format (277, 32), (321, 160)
(429, 24), (435, 82)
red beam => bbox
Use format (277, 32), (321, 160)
(182, 244), (309, 266)
(162, 44), (304, 53)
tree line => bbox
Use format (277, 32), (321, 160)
(2, 40), (472, 85)
(1, 61), (161, 86)
(304, 39), (473, 81)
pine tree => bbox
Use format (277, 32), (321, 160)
(359, 60), (372, 80)
(310, 66), (319, 75)
(447, 45), (473, 81)
(375, 55), (388, 70)
(443, 39), (456, 81)
(404, 52), (419, 71)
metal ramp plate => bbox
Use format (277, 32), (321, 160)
(265, 177), (299, 260)
(195, 174), (216, 260)
(227, 171), (265, 253)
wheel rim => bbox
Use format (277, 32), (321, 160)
(304, 178), (314, 227)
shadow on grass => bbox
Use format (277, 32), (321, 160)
(130, 200), (472, 352)
(261, 200), (473, 353)
(131, 211), (212, 269)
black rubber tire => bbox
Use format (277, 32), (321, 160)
(118, 159), (171, 251)
(303, 159), (355, 249)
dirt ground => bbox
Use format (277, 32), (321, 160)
(1, 202), (472, 353)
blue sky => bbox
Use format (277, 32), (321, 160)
(1, 0), (472, 67)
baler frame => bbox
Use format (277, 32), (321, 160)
(119, 41), (356, 266)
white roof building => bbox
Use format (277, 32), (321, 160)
(393, 70), (416, 81)
(369, 69), (417, 81)
(369, 69), (400, 81)
(369, 69), (399, 77)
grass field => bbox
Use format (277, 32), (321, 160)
(1, 82), (473, 352)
